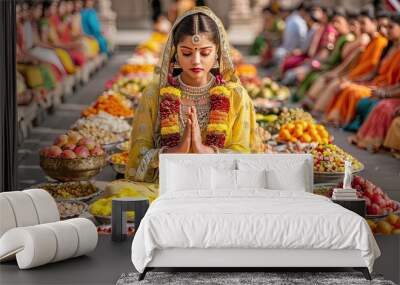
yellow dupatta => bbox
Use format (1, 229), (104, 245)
(126, 7), (262, 183)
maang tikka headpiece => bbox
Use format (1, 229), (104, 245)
(192, 14), (201, 44)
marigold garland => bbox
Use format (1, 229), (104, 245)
(159, 84), (230, 149)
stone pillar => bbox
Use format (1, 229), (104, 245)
(229, 0), (252, 25)
(98, 0), (117, 50)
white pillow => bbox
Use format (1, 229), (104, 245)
(236, 169), (268, 189)
(167, 163), (212, 191)
(212, 168), (237, 190)
(266, 168), (307, 192)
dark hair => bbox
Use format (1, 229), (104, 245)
(377, 10), (390, 19)
(360, 5), (375, 19)
(390, 13), (400, 24)
(333, 7), (347, 19)
(347, 9), (360, 20)
(173, 13), (219, 47)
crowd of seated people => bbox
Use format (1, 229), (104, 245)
(256, 3), (400, 158)
(16, 0), (110, 139)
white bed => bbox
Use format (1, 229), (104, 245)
(131, 154), (380, 281)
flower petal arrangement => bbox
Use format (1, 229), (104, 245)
(206, 86), (230, 148)
(159, 87), (181, 147)
(159, 83), (231, 150)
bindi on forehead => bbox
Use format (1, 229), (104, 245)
(180, 45), (214, 51)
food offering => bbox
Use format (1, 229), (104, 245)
(39, 131), (107, 181)
(72, 123), (124, 146)
(277, 121), (332, 144)
(112, 77), (151, 101)
(57, 200), (88, 219)
(89, 187), (157, 223)
(82, 92), (134, 118)
(348, 176), (399, 217)
(311, 144), (363, 173)
(116, 141), (131, 151)
(108, 151), (129, 174)
(258, 77), (290, 101)
(36, 181), (100, 201)
(367, 214), (400, 235)
(120, 64), (155, 76)
(313, 176), (399, 217)
(72, 111), (131, 145)
(258, 108), (314, 135)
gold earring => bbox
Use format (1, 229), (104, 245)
(174, 54), (181, 69)
(213, 56), (219, 69)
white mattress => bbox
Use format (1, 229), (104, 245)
(131, 190), (380, 273)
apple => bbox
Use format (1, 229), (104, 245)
(90, 145), (104, 156)
(48, 145), (62, 158)
(371, 193), (379, 203)
(364, 196), (371, 207)
(67, 130), (82, 145)
(74, 146), (89, 158)
(61, 149), (77, 159)
(62, 143), (76, 151)
(54, 134), (69, 147)
(78, 138), (96, 150)
(365, 181), (375, 196)
(368, 203), (381, 216)
(352, 175), (364, 187)
(394, 220), (400, 229)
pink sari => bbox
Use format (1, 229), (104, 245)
(355, 99), (400, 149)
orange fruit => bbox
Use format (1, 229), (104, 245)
(294, 128), (303, 138)
(302, 134), (312, 143)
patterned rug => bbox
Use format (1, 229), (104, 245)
(116, 271), (396, 285)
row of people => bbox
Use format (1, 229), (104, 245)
(257, 3), (400, 158)
(16, 0), (109, 106)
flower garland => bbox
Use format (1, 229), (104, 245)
(159, 78), (230, 149)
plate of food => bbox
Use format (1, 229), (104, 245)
(35, 181), (103, 202)
(108, 151), (129, 174)
(57, 200), (88, 220)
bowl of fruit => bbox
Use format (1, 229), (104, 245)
(349, 176), (400, 218)
(367, 214), (400, 235)
(108, 151), (129, 174)
(311, 144), (364, 183)
(39, 131), (107, 181)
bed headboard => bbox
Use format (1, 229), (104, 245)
(159, 154), (314, 195)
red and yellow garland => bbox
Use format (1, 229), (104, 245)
(159, 84), (230, 149)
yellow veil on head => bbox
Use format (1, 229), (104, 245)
(156, 6), (239, 89)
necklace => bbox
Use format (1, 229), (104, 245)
(178, 74), (215, 134)
(159, 82), (231, 149)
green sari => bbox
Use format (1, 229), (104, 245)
(296, 34), (351, 100)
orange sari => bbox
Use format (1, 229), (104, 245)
(324, 35), (391, 125)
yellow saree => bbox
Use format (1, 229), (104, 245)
(125, 7), (262, 183)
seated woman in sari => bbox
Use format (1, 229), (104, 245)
(54, 0), (87, 66)
(384, 111), (400, 159)
(324, 14), (399, 126)
(80, 0), (108, 54)
(281, 6), (340, 86)
(16, 2), (60, 94)
(44, 1), (86, 69)
(310, 8), (388, 116)
(126, 7), (262, 183)
(296, 9), (355, 101)
(70, 0), (99, 59)
(347, 16), (400, 151)
(303, 15), (370, 110)
(38, 1), (77, 75)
